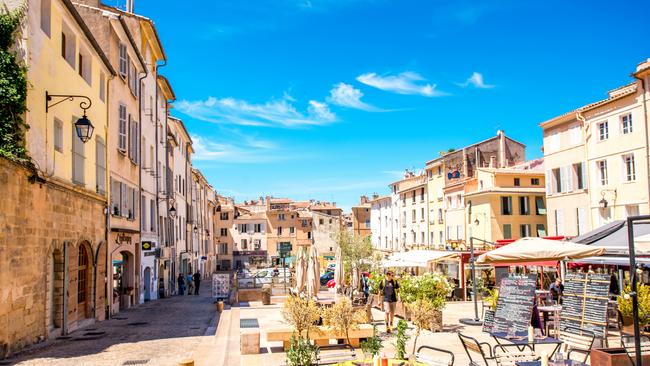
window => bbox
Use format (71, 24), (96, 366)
(319, 218), (324, 225)
(365, 219), (370, 228)
(95, 137), (106, 194)
(277, 227), (282, 235)
(555, 209), (564, 236)
(141, 195), (146, 230)
(438, 208), (443, 222)
(41, 0), (51, 36)
(150, 199), (155, 231)
(412, 231), (416, 244)
(623, 154), (636, 181)
(577, 208), (586, 236)
(626, 205), (640, 218)
(519, 196), (530, 215)
(531, 178), (540, 186)
(254, 223), (262, 233)
(520, 224), (531, 238)
(514, 178), (520, 187)
(421, 231), (425, 244)
(128, 61), (138, 96)
(253, 239), (261, 250)
(307, 231), (312, 239)
(301, 219), (308, 227)
(110, 179), (120, 215)
(279, 213), (285, 221)
(119, 43), (128, 78)
(503, 224), (512, 239)
(99, 73), (105, 102)
(118, 105), (127, 152)
(54, 118), (63, 152)
(546, 131), (560, 153)
(78, 48), (91, 85)
(536, 224), (547, 237)
(535, 196), (546, 215)
(411, 209), (416, 223)
(412, 191), (416, 203)
(439, 231), (443, 245)
(128, 116), (139, 163)
(60, 22), (76, 67)
(597, 160), (608, 185)
(220, 212), (229, 220)
(574, 162), (586, 190)
(569, 124), (581, 145)
(241, 239), (248, 250)
(420, 187), (424, 201)
(421, 207), (425, 221)
(289, 227), (295, 234)
(220, 228), (227, 237)
(501, 196), (512, 215)
(552, 168), (561, 193)
(598, 121), (609, 141)
(622, 113), (633, 134)
(72, 123), (85, 185)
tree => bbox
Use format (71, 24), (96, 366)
(282, 296), (321, 340)
(321, 298), (366, 345)
(334, 230), (373, 290)
(408, 299), (438, 355)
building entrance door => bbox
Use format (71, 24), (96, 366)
(144, 267), (151, 301)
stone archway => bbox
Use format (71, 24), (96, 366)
(143, 266), (151, 301)
(115, 251), (135, 309)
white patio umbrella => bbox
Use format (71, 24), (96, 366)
(334, 246), (344, 293)
(306, 245), (320, 298)
(294, 247), (307, 294)
(476, 237), (607, 264)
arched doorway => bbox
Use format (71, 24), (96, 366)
(143, 267), (151, 301)
(77, 244), (92, 319)
(114, 251), (134, 309)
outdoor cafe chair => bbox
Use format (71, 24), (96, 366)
(621, 334), (650, 365)
(459, 333), (537, 366)
(415, 345), (455, 365)
(315, 343), (357, 365)
(558, 326), (595, 363)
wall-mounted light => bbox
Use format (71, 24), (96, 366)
(193, 226), (198, 234)
(46, 91), (94, 143)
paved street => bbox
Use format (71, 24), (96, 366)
(5, 293), (218, 366)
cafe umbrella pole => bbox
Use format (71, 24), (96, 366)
(627, 215), (648, 366)
(459, 237), (483, 326)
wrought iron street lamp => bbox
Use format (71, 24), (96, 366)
(45, 91), (94, 143)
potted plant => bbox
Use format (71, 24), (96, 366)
(321, 298), (366, 345)
(367, 270), (383, 308)
(394, 319), (409, 361)
(399, 273), (453, 329)
(618, 284), (650, 332)
(407, 298), (439, 359)
(282, 296), (321, 340)
(286, 334), (316, 366)
(360, 325), (382, 361)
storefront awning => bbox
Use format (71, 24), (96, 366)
(387, 250), (459, 267)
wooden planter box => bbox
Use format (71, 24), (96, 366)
(590, 348), (650, 366)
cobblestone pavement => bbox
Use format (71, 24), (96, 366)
(5, 292), (218, 366)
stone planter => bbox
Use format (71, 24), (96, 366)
(590, 348), (650, 366)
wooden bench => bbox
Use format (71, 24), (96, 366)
(266, 324), (374, 350)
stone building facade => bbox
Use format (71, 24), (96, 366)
(0, 159), (107, 357)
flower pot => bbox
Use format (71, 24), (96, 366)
(590, 348), (650, 366)
(429, 309), (443, 332)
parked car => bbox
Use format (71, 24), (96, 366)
(238, 268), (290, 288)
(326, 263), (336, 272)
(326, 279), (336, 288)
(320, 271), (335, 286)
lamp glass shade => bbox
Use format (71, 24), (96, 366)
(599, 198), (608, 209)
(169, 205), (177, 218)
(75, 115), (94, 143)
(193, 226), (198, 234)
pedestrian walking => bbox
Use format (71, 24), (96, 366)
(378, 271), (400, 333)
(177, 273), (185, 296)
(193, 271), (202, 295)
(186, 272), (194, 295)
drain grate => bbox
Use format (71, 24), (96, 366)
(112, 316), (128, 320)
(122, 360), (149, 365)
(127, 322), (149, 326)
(240, 318), (259, 328)
(84, 331), (106, 336)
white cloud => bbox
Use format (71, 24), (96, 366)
(191, 134), (283, 164)
(326, 83), (383, 112)
(458, 72), (494, 89)
(356, 71), (446, 97)
(176, 95), (336, 128)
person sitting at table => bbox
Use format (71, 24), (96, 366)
(549, 277), (563, 303)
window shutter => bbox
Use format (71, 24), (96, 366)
(555, 209), (564, 236)
(120, 182), (127, 218)
(565, 165), (573, 192)
(545, 170), (551, 195)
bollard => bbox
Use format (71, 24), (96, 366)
(217, 300), (224, 312)
(177, 359), (194, 366)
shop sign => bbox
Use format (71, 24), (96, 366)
(144, 251), (156, 257)
(142, 241), (153, 251)
(233, 250), (267, 256)
(116, 233), (131, 245)
(279, 243), (292, 253)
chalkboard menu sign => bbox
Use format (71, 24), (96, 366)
(492, 274), (537, 333)
(560, 272), (610, 338)
(482, 309), (496, 333)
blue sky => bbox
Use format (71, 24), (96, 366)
(134, 0), (649, 211)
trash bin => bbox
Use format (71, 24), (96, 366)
(261, 284), (272, 305)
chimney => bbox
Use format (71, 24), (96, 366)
(125, 0), (134, 13)
(497, 130), (506, 168)
(360, 196), (368, 204)
(372, 193), (379, 200)
(489, 156), (496, 168)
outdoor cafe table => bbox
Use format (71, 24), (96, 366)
(335, 360), (427, 366)
(537, 305), (562, 338)
(490, 331), (563, 356)
(516, 361), (588, 366)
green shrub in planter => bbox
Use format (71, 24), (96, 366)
(619, 284), (650, 328)
(399, 273), (454, 310)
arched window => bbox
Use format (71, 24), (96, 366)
(78, 245), (89, 305)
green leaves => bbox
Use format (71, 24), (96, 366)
(399, 272), (454, 310)
(394, 319), (409, 360)
(0, 10), (29, 164)
(360, 325), (382, 356)
(286, 334), (316, 366)
(619, 284), (650, 327)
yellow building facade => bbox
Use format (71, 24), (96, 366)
(425, 158), (446, 249)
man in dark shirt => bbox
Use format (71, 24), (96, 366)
(192, 271), (202, 295)
(379, 271), (400, 333)
(549, 277), (563, 302)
